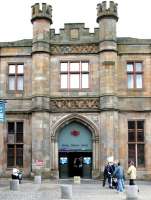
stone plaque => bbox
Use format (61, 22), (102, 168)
(70, 29), (79, 39)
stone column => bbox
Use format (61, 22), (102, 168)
(145, 114), (151, 178)
(31, 3), (52, 176)
(100, 111), (119, 162)
(31, 112), (50, 175)
(97, 1), (119, 166)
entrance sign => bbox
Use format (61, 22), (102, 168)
(59, 122), (92, 152)
(36, 160), (44, 166)
(0, 101), (6, 122)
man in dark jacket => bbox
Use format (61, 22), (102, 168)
(103, 162), (114, 188)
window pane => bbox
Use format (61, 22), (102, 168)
(137, 121), (144, 129)
(8, 122), (15, 134)
(16, 122), (23, 133)
(16, 145), (23, 167)
(128, 121), (135, 129)
(128, 130), (135, 142)
(61, 74), (67, 89)
(17, 65), (24, 74)
(137, 131), (144, 142)
(70, 63), (79, 72)
(70, 74), (79, 88)
(82, 62), (89, 71)
(128, 144), (136, 165)
(135, 63), (142, 72)
(9, 76), (15, 90)
(137, 144), (145, 166)
(9, 65), (15, 74)
(127, 63), (133, 72)
(136, 74), (142, 88)
(17, 76), (24, 90)
(7, 144), (14, 167)
(16, 122), (23, 143)
(128, 74), (134, 88)
(82, 74), (89, 88)
(61, 63), (68, 72)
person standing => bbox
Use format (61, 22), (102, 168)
(102, 163), (109, 187)
(127, 161), (136, 185)
(113, 162), (125, 192)
(12, 166), (23, 184)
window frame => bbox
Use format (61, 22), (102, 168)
(60, 61), (90, 91)
(8, 63), (24, 93)
(7, 121), (24, 168)
(128, 120), (145, 168)
(127, 61), (143, 89)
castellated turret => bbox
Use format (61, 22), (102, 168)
(97, 1), (118, 23)
(31, 3), (52, 96)
(31, 3), (52, 24)
(97, 1), (118, 50)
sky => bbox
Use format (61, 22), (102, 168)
(0, 0), (151, 42)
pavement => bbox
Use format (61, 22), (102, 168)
(0, 178), (150, 200)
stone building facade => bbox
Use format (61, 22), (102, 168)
(0, 1), (151, 179)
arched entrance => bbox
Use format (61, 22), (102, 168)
(59, 121), (92, 178)
(51, 114), (100, 179)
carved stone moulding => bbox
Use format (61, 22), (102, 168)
(50, 44), (99, 54)
(50, 98), (100, 112)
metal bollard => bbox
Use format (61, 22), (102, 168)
(34, 175), (41, 184)
(126, 185), (138, 200)
(10, 179), (19, 191)
(61, 184), (72, 199)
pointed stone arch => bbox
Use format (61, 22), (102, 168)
(51, 114), (100, 179)
(52, 113), (99, 140)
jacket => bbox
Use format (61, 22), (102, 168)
(113, 165), (124, 179)
(127, 165), (136, 179)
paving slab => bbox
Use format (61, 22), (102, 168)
(0, 179), (150, 200)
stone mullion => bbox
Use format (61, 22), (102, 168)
(0, 123), (4, 174)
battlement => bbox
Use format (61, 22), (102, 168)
(97, 1), (118, 23)
(31, 3), (52, 24)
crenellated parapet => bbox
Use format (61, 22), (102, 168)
(97, 1), (118, 23)
(31, 3), (52, 24)
(50, 23), (99, 44)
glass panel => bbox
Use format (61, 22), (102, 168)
(128, 130), (135, 142)
(128, 121), (135, 129)
(136, 74), (142, 88)
(70, 74), (79, 88)
(137, 144), (145, 166)
(16, 145), (23, 167)
(16, 122), (23, 143)
(127, 74), (134, 88)
(16, 122), (23, 133)
(70, 63), (79, 72)
(7, 144), (14, 167)
(137, 131), (144, 142)
(137, 121), (144, 129)
(9, 65), (15, 74)
(17, 65), (24, 74)
(61, 63), (68, 72)
(82, 74), (89, 88)
(8, 122), (15, 134)
(82, 62), (89, 71)
(17, 76), (24, 90)
(127, 63), (133, 72)
(135, 63), (142, 72)
(128, 144), (136, 165)
(61, 74), (67, 89)
(9, 76), (15, 90)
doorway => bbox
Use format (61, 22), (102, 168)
(59, 151), (92, 178)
